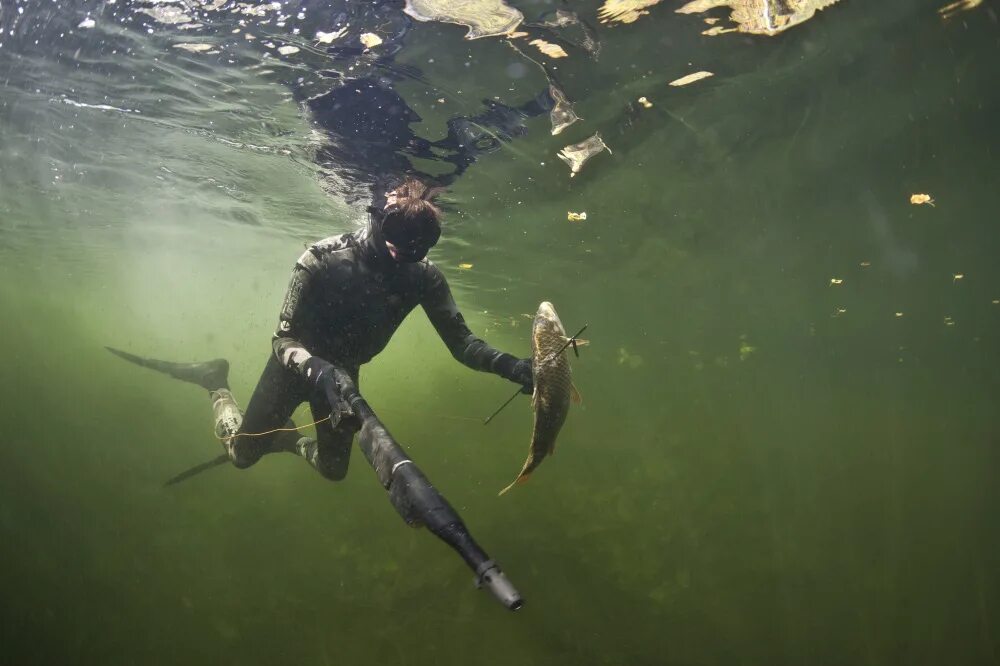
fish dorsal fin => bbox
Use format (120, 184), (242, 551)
(570, 382), (582, 405)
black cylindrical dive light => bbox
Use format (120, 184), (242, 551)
(333, 369), (523, 610)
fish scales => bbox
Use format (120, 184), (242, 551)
(499, 302), (574, 495)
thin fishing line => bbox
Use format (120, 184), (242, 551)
(216, 415), (332, 442)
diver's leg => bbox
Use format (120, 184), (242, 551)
(295, 367), (360, 481)
(218, 355), (308, 468)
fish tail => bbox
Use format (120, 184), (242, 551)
(498, 473), (531, 496)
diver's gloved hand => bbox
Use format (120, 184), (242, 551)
(302, 356), (353, 426)
(496, 354), (534, 395)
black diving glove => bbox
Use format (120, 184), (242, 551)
(302, 356), (353, 426)
(496, 355), (534, 395)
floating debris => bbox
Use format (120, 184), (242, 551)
(315, 28), (348, 44)
(508, 30), (530, 38)
(531, 8), (601, 56)
(548, 84), (579, 135)
(233, 2), (281, 18)
(403, 0), (523, 39)
(830, 278), (843, 285)
(895, 312), (904, 317)
(529, 39), (568, 58)
(598, 0), (665, 24)
(860, 261), (872, 267)
(359, 33), (383, 49)
(458, 263), (474, 270)
(78, 18), (96, 29)
(738, 336), (756, 361)
(567, 211), (587, 222)
(138, 5), (193, 25)
(557, 133), (611, 177)
(939, 0), (983, 19)
(173, 43), (215, 53)
(944, 316), (955, 326)
(833, 307), (847, 317)
(677, 0), (843, 37)
(669, 71), (714, 87)
(506, 41), (579, 135)
(277, 45), (300, 55)
(637, 96), (653, 108)
(910, 193), (935, 206)
(953, 273), (964, 283)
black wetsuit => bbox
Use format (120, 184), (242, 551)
(218, 220), (522, 479)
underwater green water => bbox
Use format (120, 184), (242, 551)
(1, 0), (998, 664)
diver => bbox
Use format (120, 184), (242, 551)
(109, 177), (534, 480)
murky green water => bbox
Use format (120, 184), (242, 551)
(1, 1), (998, 664)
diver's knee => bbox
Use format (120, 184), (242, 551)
(228, 438), (262, 469)
(316, 444), (352, 481)
(317, 461), (349, 481)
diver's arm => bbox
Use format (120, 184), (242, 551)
(271, 251), (318, 375)
(421, 265), (532, 389)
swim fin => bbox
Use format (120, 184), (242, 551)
(163, 454), (230, 487)
(106, 347), (230, 392)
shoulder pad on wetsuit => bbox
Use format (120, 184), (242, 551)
(311, 234), (353, 255)
(296, 233), (355, 272)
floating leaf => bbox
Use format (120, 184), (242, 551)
(173, 43), (214, 52)
(702, 26), (737, 35)
(830, 278), (843, 285)
(529, 39), (568, 58)
(567, 211), (587, 221)
(557, 132), (611, 177)
(315, 28), (347, 44)
(549, 84), (579, 135)
(359, 33), (383, 48)
(458, 263), (474, 270)
(910, 193), (935, 206)
(598, 0), (665, 24)
(403, 0), (523, 39)
(677, 0), (844, 37)
(669, 71), (714, 87)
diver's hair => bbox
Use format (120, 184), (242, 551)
(390, 177), (444, 224)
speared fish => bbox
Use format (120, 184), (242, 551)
(499, 302), (584, 495)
